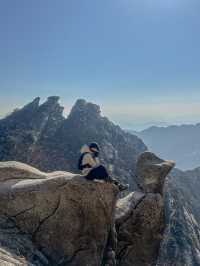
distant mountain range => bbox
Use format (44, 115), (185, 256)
(131, 124), (200, 170)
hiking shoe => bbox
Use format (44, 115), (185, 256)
(118, 183), (129, 191)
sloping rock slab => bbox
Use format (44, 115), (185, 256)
(0, 161), (118, 265)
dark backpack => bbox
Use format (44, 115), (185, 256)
(78, 152), (90, 170)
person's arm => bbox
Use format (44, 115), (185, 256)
(94, 156), (100, 165)
(82, 153), (97, 168)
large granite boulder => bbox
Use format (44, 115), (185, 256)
(136, 152), (175, 195)
(0, 152), (175, 266)
(0, 161), (118, 265)
(115, 152), (175, 266)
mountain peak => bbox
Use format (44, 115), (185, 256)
(35, 96), (64, 118)
(46, 96), (60, 104)
(40, 96), (61, 109)
(69, 99), (101, 119)
(22, 97), (40, 111)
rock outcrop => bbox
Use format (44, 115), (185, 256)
(0, 97), (147, 189)
(136, 152), (175, 195)
(0, 161), (118, 265)
(0, 152), (175, 266)
(115, 152), (175, 266)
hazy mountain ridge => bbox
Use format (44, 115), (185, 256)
(0, 97), (147, 189)
(133, 123), (200, 170)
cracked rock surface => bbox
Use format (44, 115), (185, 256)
(0, 161), (118, 265)
(0, 215), (48, 266)
(0, 152), (175, 266)
(115, 152), (175, 266)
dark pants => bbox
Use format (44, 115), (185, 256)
(86, 165), (110, 181)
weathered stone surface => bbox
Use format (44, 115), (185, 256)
(116, 193), (164, 266)
(115, 152), (175, 266)
(0, 152), (176, 266)
(136, 152), (175, 194)
(0, 161), (118, 265)
(0, 215), (48, 266)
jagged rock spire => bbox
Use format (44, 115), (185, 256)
(68, 98), (101, 120)
(23, 97), (40, 110)
(136, 152), (175, 194)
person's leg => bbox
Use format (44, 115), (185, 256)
(86, 165), (109, 181)
(85, 168), (97, 180)
(86, 166), (129, 191)
(96, 165), (110, 181)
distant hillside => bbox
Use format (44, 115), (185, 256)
(133, 124), (200, 170)
(0, 97), (147, 189)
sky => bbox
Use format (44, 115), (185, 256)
(0, 0), (200, 130)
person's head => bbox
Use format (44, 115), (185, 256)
(89, 142), (100, 157)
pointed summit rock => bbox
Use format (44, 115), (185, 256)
(1, 97), (40, 127)
(68, 98), (101, 123)
(0, 96), (65, 163)
(116, 152), (175, 266)
(136, 152), (175, 194)
(23, 96), (40, 110)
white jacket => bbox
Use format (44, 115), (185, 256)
(80, 145), (100, 176)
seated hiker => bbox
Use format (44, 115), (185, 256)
(78, 142), (129, 191)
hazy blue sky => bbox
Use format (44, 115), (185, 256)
(0, 0), (200, 130)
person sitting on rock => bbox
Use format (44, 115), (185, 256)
(78, 142), (129, 191)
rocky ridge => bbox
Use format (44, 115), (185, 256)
(0, 97), (147, 189)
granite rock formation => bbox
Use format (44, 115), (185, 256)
(0, 215), (48, 265)
(0, 97), (147, 189)
(115, 152), (175, 266)
(0, 161), (118, 265)
(0, 152), (175, 266)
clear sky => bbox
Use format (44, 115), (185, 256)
(0, 0), (200, 130)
